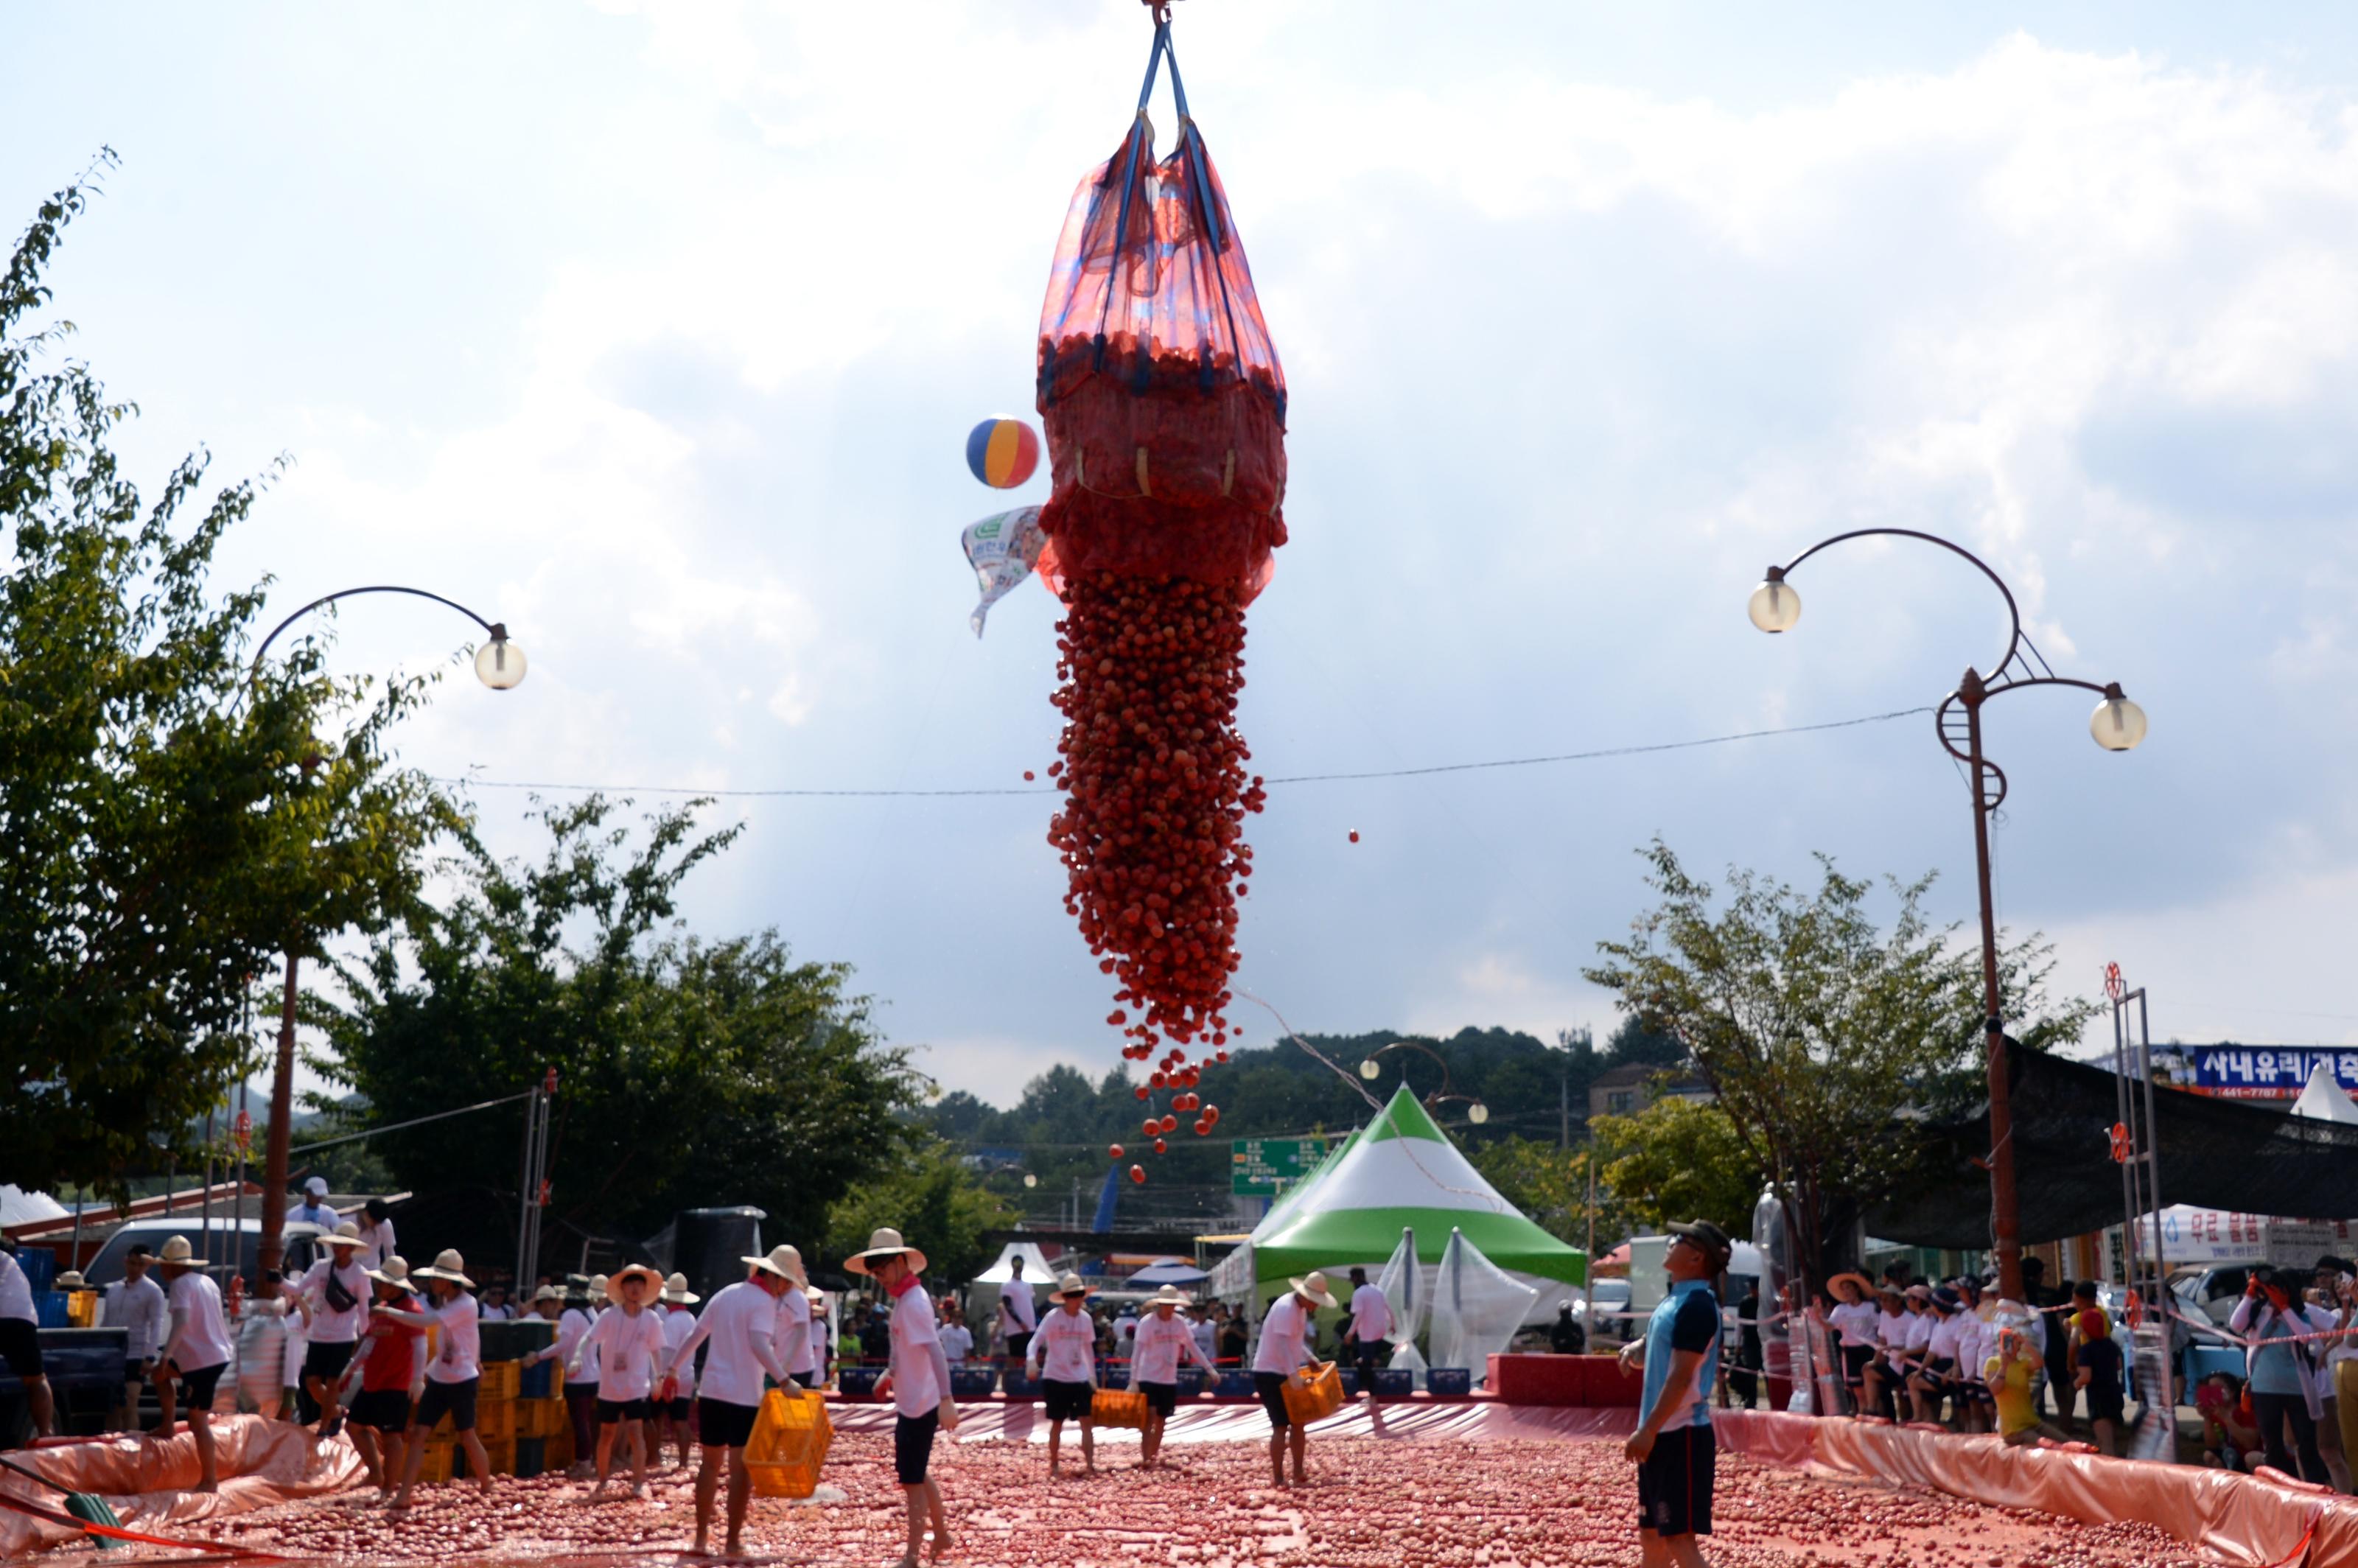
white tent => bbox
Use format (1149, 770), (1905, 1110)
(968, 1241), (1060, 1346)
(2291, 1063), (2358, 1125)
(1427, 1228), (1539, 1384)
(0, 1186), (69, 1230)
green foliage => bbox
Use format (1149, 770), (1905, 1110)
(318, 797), (928, 1255)
(1584, 839), (2095, 1287)
(824, 1143), (1018, 1289)
(1, 155), (449, 1192)
(1467, 1135), (1626, 1249)
(1590, 1093), (1765, 1238)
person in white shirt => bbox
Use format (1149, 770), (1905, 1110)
(283, 1220), (371, 1433)
(660, 1246), (798, 1558)
(657, 1273), (702, 1469)
(382, 1250), (494, 1510)
(1344, 1267), (1393, 1401)
(99, 1243), (169, 1431)
(765, 1245), (817, 1390)
(1910, 1288), (1970, 1425)
(1113, 1309), (1138, 1361)
(353, 1199), (397, 1273)
(1861, 1286), (1910, 1421)
(1127, 1285), (1216, 1467)
(1189, 1303), (1218, 1371)
(573, 1264), (667, 1498)
(1026, 1273), (1102, 1477)
(1253, 1272), (1337, 1488)
(937, 1303), (974, 1368)
(850, 1228), (957, 1568)
(0, 1247), (56, 1439)
(153, 1236), (234, 1491)
(1000, 1256), (1038, 1376)
(478, 1283), (516, 1323)
(1823, 1273), (1880, 1415)
(284, 1176), (337, 1231)
(526, 1281), (604, 1479)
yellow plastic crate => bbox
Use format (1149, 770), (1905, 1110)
(417, 1441), (454, 1484)
(1091, 1389), (1147, 1429)
(547, 1424), (575, 1471)
(476, 1400), (514, 1442)
(517, 1396), (567, 1439)
(478, 1361), (521, 1402)
(744, 1387), (833, 1499)
(1281, 1362), (1343, 1427)
(477, 1438), (515, 1477)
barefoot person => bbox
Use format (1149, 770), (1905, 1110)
(336, 1257), (426, 1498)
(286, 1221), (371, 1433)
(848, 1228), (958, 1568)
(1252, 1271), (1338, 1488)
(660, 1245), (800, 1557)
(1027, 1273), (1101, 1477)
(1619, 1219), (1729, 1568)
(153, 1236), (233, 1492)
(1127, 1284), (1216, 1468)
(573, 1264), (667, 1498)
(658, 1273), (701, 1469)
(385, 1250), (493, 1511)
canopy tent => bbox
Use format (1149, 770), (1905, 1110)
(1427, 1228), (1541, 1382)
(973, 1241), (1062, 1284)
(2292, 1063), (2358, 1125)
(1869, 1041), (2358, 1249)
(1208, 1086), (1586, 1325)
(1125, 1256), (1210, 1286)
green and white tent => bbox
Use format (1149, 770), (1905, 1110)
(1206, 1086), (1586, 1323)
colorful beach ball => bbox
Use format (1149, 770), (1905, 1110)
(966, 416), (1040, 489)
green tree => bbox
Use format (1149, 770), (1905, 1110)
(319, 796), (928, 1256)
(1584, 839), (2093, 1290)
(825, 1144), (1018, 1291)
(2, 156), (447, 1191)
(1589, 1094), (1764, 1238)
(1468, 1135), (1629, 1250)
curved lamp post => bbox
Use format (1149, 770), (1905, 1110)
(1749, 529), (2144, 1301)
(251, 585), (524, 1276)
(1357, 1040), (1490, 1125)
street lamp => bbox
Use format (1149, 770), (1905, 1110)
(249, 584), (524, 1277)
(1749, 529), (2144, 1301)
(1357, 1041), (1489, 1124)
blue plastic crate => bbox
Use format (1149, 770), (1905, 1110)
(518, 1358), (553, 1400)
(1175, 1368), (1208, 1396)
(33, 1292), (69, 1329)
(950, 1367), (997, 1399)
(838, 1366), (882, 1400)
(1335, 1368), (1361, 1396)
(18, 1248), (55, 1294)
(1001, 1372), (1043, 1400)
(1371, 1368), (1414, 1398)
(1215, 1369), (1256, 1398)
(513, 1438), (545, 1480)
(1427, 1368), (1472, 1399)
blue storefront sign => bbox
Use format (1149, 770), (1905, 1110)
(2151, 1044), (2358, 1099)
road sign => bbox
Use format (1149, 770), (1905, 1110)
(1231, 1136), (1329, 1197)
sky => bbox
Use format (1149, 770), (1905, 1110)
(10, 2), (2358, 1110)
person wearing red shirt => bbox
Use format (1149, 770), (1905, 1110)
(337, 1258), (426, 1497)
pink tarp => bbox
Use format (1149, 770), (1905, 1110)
(0, 1415), (362, 1557)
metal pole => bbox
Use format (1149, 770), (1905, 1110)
(260, 953), (298, 1277)
(1963, 679), (2024, 1303)
(516, 1083), (536, 1287)
(201, 1105), (215, 1286)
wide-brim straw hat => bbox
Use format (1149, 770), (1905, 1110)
(532, 1284), (564, 1305)
(1827, 1272), (1874, 1301)
(841, 1228), (927, 1278)
(1290, 1272), (1340, 1309)
(1150, 1284), (1191, 1307)
(158, 1236), (205, 1267)
(1052, 1272), (1092, 1301)
(742, 1245), (810, 1285)
(606, 1264), (662, 1304)
(662, 1271), (701, 1305)
(367, 1256), (411, 1289)
(412, 1249), (475, 1288)
(54, 1271), (87, 1291)
(327, 1220), (363, 1250)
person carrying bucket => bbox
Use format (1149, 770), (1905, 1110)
(1127, 1284), (1216, 1468)
(766, 1247), (818, 1390)
(660, 1244), (800, 1558)
(153, 1236), (233, 1492)
(1026, 1273), (1101, 1477)
(1253, 1271), (1339, 1488)
(848, 1228), (958, 1568)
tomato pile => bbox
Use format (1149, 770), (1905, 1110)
(193, 1434), (2228, 1567)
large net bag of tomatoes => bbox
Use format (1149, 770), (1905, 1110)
(1035, 15), (1283, 1163)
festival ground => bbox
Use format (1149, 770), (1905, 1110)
(10, 1429), (2236, 1567)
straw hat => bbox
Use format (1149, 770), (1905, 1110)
(366, 1256), (411, 1289)
(841, 1228), (928, 1277)
(1290, 1272), (1340, 1309)
(1052, 1272), (1091, 1301)
(54, 1271), (86, 1291)
(327, 1221), (363, 1250)
(1150, 1284), (1191, 1308)
(532, 1284), (564, 1305)
(662, 1272), (701, 1305)
(743, 1245), (809, 1285)
(1827, 1272), (1874, 1301)
(588, 1273), (609, 1299)
(806, 1287), (828, 1307)
(157, 1235), (205, 1267)
(606, 1264), (662, 1304)
(412, 1249), (475, 1288)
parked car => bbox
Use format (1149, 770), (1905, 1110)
(0, 1329), (127, 1447)
(1577, 1278), (1634, 1348)
(83, 1217), (328, 1289)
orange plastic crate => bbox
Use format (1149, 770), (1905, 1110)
(416, 1441), (454, 1484)
(516, 1395), (567, 1439)
(1091, 1389), (1148, 1429)
(478, 1361), (522, 1402)
(475, 1400), (514, 1442)
(1281, 1362), (1343, 1426)
(744, 1387), (833, 1499)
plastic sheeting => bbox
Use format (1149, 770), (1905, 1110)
(0, 1414), (363, 1556)
(1426, 1228), (1539, 1387)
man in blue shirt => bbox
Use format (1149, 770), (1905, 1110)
(1618, 1219), (1728, 1567)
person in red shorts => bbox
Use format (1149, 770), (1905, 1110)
(336, 1256), (426, 1498)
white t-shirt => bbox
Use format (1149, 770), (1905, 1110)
(674, 1281), (787, 1409)
(558, 1306), (600, 1385)
(1029, 1304), (1098, 1383)
(1872, 1308), (1910, 1352)
(662, 1306), (699, 1396)
(354, 1219), (396, 1272)
(1827, 1301), (1879, 1351)
(1191, 1317), (1218, 1365)
(939, 1322), (973, 1365)
(1901, 1309), (1935, 1357)
(167, 1272), (235, 1371)
(1001, 1281), (1038, 1333)
(293, 1256), (372, 1344)
(889, 1281), (946, 1419)
(582, 1304), (665, 1401)
(0, 1251), (34, 1324)
(102, 1274), (170, 1362)
(425, 1290), (480, 1384)
(1349, 1284), (1393, 1344)
(1114, 1315), (1137, 1353)
(1129, 1312), (1215, 1386)
(285, 1201), (337, 1230)
(773, 1287), (815, 1378)
(1927, 1312), (1969, 1363)
(1253, 1295), (1316, 1376)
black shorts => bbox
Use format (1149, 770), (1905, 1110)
(790, 1370), (818, 1389)
(413, 1376), (478, 1433)
(699, 1397), (759, 1449)
(177, 1360), (228, 1408)
(597, 1396), (653, 1423)
(1839, 1344), (1875, 1385)
(1913, 1356), (1957, 1392)
(350, 1388), (412, 1433)
(666, 1396), (692, 1421)
(1005, 1331), (1032, 1363)
(2085, 1385), (2126, 1424)
(1042, 1378), (1093, 1423)
(304, 1339), (359, 1385)
(1637, 1422), (1715, 1538)
(1253, 1371), (1292, 1429)
(1139, 1380), (1178, 1418)
(895, 1410), (939, 1486)
(0, 1319), (41, 1379)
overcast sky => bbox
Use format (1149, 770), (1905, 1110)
(13, 2), (2358, 1108)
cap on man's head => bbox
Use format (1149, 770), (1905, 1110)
(1666, 1219), (1732, 1269)
(304, 1175), (329, 1197)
